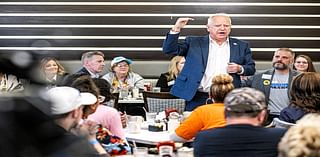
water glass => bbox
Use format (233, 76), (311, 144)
(146, 112), (157, 124)
(132, 87), (139, 98)
(120, 88), (129, 99)
(134, 147), (148, 157)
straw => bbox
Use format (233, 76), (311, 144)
(124, 111), (129, 127)
(132, 140), (137, 148)
(142, 107), (148, 114)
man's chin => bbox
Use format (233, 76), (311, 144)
(274, 65), (288, 70)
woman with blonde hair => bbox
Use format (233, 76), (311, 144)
(156, 56), (185, 92)
(278, 113), (320, 157)
(39, 57), (67, 87)
(170, 74), (234, 142)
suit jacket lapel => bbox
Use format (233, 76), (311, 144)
(229, 38), (239, 62)
(263, 69), (275, 99)
(199, 35), (209, 69)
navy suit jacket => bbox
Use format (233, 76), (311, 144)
(75, 67), (91, 76)
(163, 33), (255, 101)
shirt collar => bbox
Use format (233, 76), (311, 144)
(46, 74), (57, 82)
(209, 36), (229, 45)
(86, 68), (99, 78)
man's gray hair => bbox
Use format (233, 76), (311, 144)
(81, 51), (105, 65)
(207, 13), (232, 25)
(275, 48), (295, 58)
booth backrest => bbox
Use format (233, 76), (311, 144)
(61, 60), (320, 79)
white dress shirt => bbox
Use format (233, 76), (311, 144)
(199, 37), (230, 92)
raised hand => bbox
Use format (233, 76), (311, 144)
(72, 119), (99, 140)
(172, 17), (194, 32)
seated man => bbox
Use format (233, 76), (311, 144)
(46, 86), (109, 157)
(194, 87), (286, 157)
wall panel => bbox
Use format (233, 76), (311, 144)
(0, 1), (319, 63)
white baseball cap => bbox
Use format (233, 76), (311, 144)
(110, 56), (133, 67)
(46, 86), (97, 115)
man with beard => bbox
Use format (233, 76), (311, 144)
(243, 48), (299, 124)
(45, 86), (109, 156)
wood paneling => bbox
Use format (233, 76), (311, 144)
(0, 1), (319, 61)
(0, 39), (319, 48)
(1, 28), (320, 37)
(1, 5), (319, 14)
(0, 17), (319, 25)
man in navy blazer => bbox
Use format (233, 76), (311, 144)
(162, 13), (256, 111)
(75, 51), (105, 78)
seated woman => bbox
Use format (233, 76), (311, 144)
(88, 78), (126, 139)
(156, 56), (185, 92)
(279, 72), (320, 123)
(170, 74), (234, 142)
(39, 57), (68, 88)
(293, 54), (316, 72)
(102, 56), (144, 93)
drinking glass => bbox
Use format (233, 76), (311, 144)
(134, 147), (148, 157)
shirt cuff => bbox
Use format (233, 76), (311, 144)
(238, 66), (244, 75)
(169, 30), (180, 34)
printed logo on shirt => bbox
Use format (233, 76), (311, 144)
(271, 83), (288, 89)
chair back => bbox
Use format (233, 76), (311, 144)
(142, 91), (185, 113)
(273, 118), (295, 129)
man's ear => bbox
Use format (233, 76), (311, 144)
(206, 25), (210, 32)
(258, 109), (267, 125)
(71, 108), (81, 119)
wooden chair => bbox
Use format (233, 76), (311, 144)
(142, 91), (185, 113)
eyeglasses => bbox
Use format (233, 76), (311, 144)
(116, 64), (129, 68)
(98, 95), (105, 103)
(295, 61), (308, 64)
